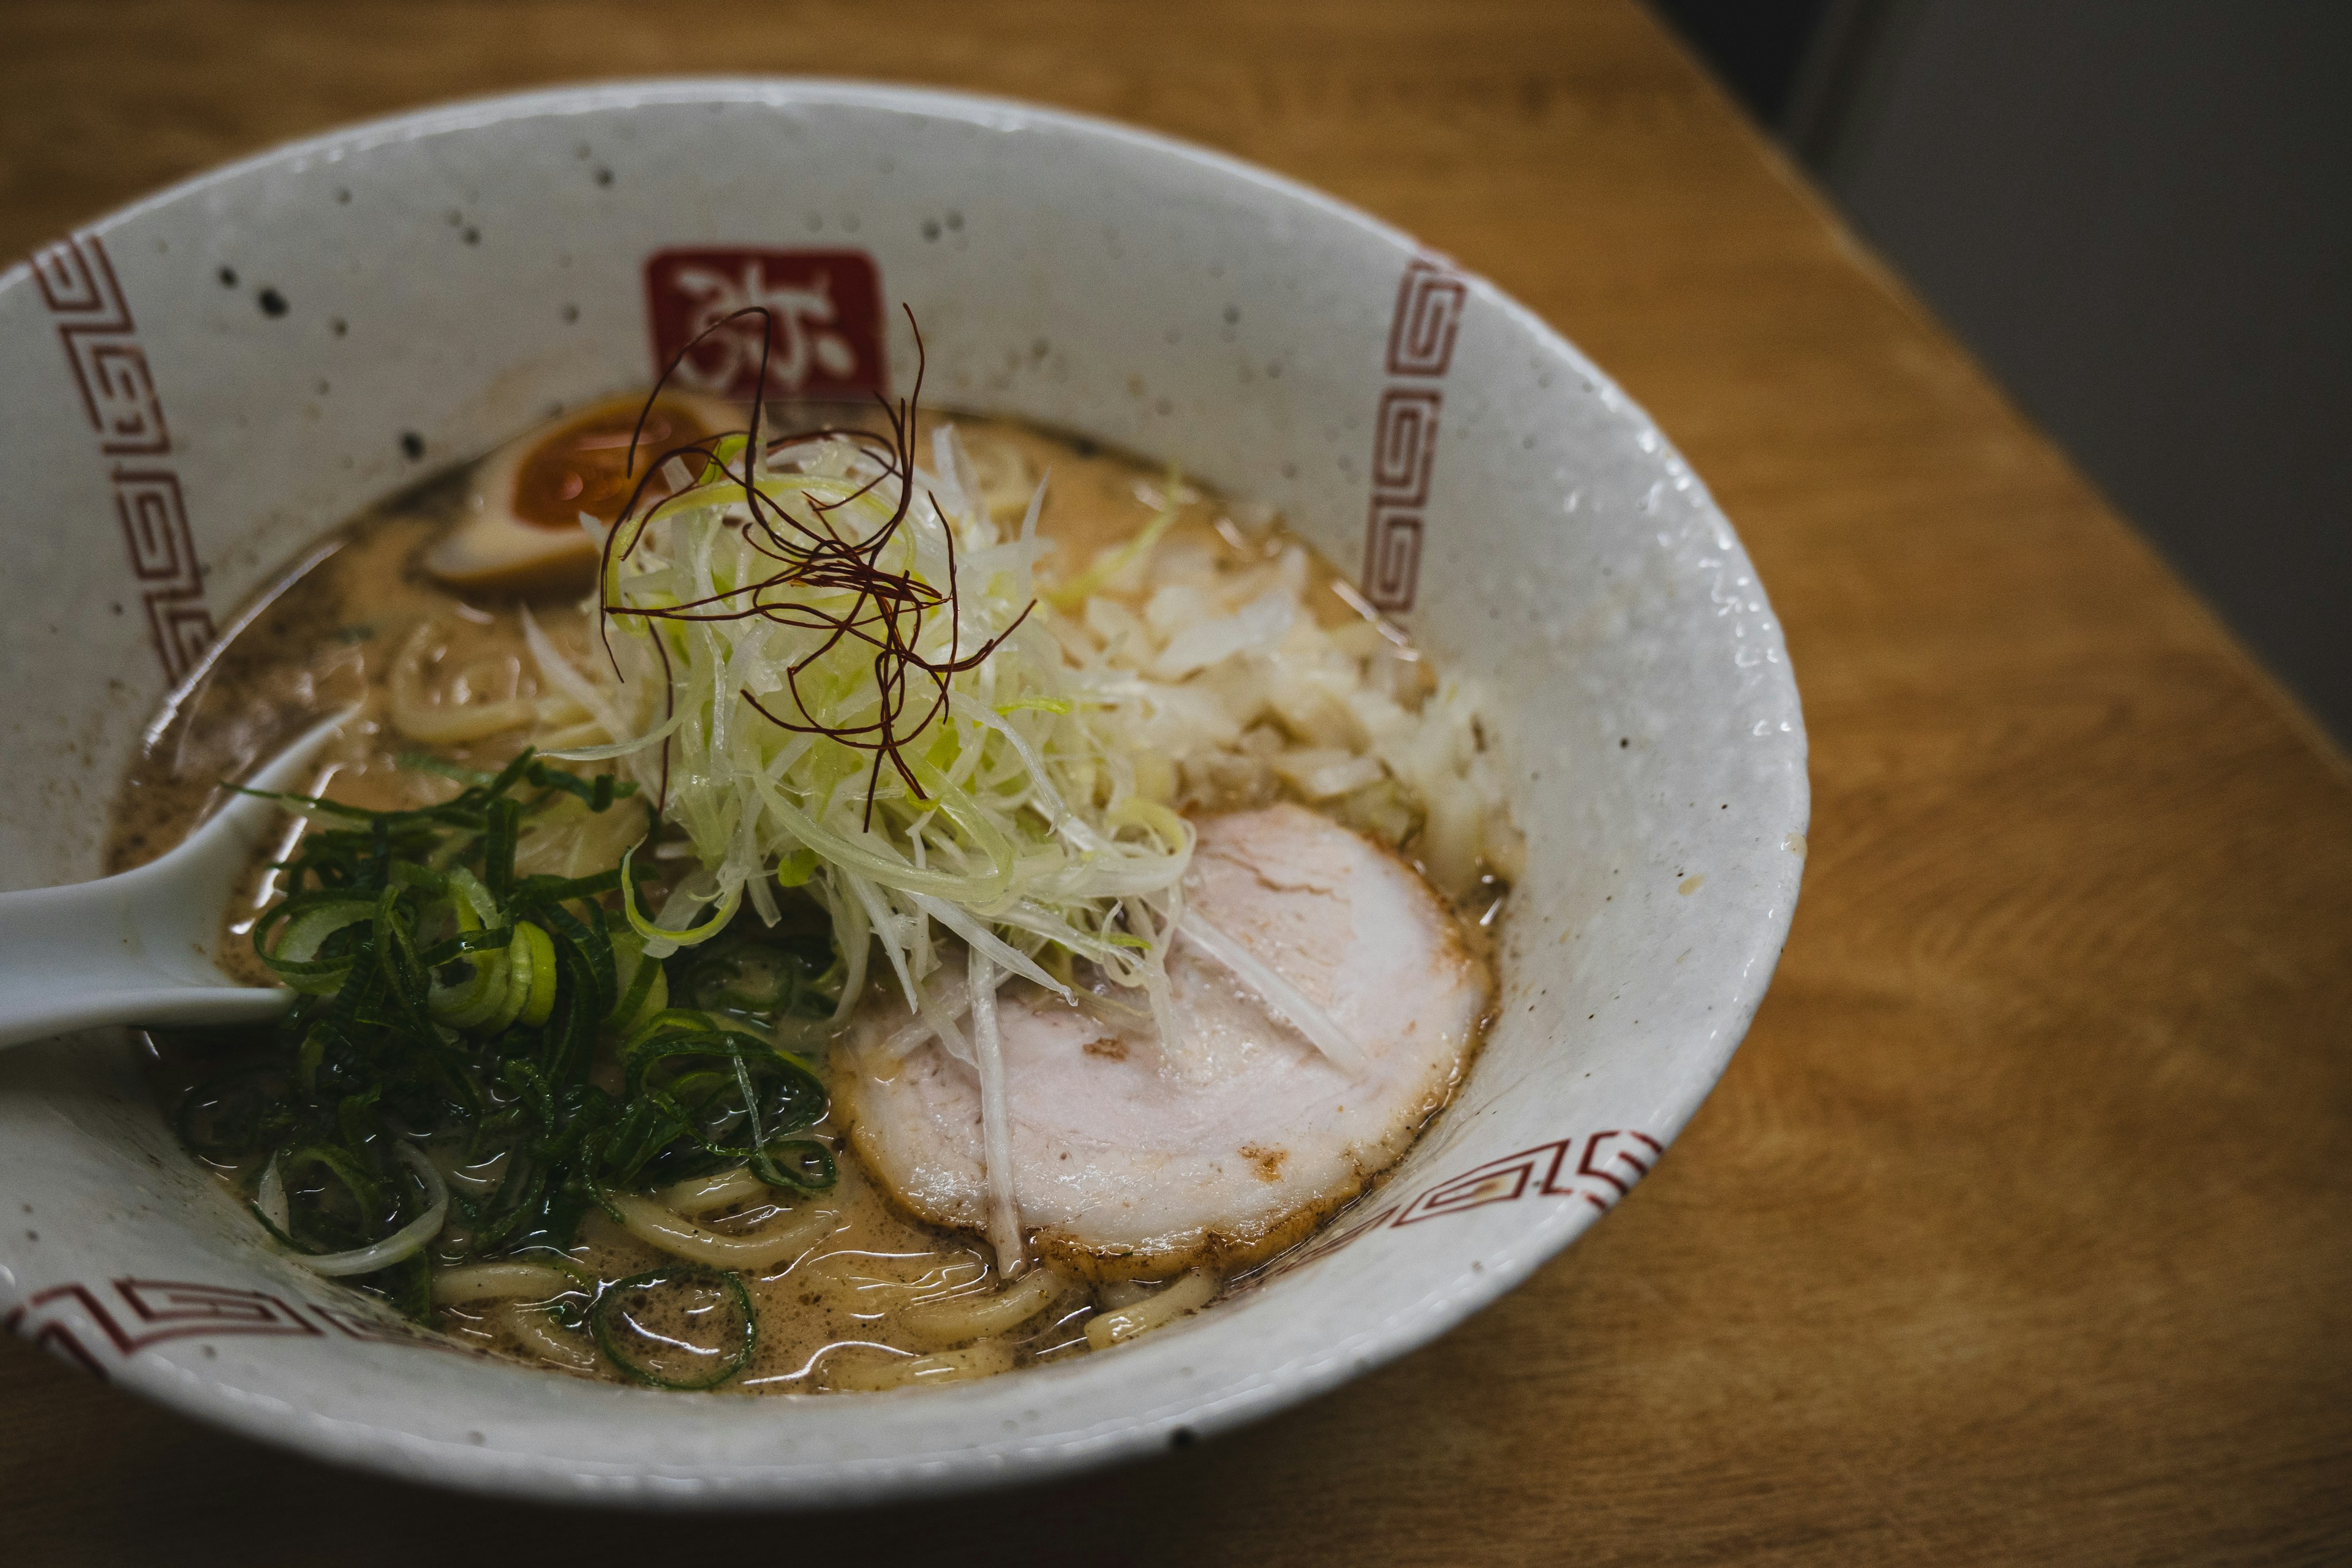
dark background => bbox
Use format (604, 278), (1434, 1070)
(1657, 0), (2352, 744)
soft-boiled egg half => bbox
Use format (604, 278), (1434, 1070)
(424, 391), (734, 594)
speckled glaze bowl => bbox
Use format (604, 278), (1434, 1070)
(0, 81), (1806, 1507)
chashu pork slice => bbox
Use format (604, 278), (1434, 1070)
(835, 803), (1492, 1279)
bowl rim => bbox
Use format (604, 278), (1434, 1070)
(2, 74), (1809, 1508)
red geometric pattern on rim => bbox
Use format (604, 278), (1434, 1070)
(2, 1278), (320, 1378)
(1363, 500), (1424, 611)
(0, 1276), (491, 1378)
(1254, 1128), (1665, 1281)
(32, 232), (216, 682)
(109, 1278), (322, 1344)
(1385, 257), (1468, 377)
(1393, 1130), (1664, 1224)
(1569, 1129), (1665, 1205)
(112, 469), (195, 582)
(0, 1303), (108, 1377)
(81, 345), (171, 458)
(1371, 388), (1442, 505)
(37, 235), (168, 456)
(1360, 255), (1466, 612)
(1394, 1140), (1560, 1223)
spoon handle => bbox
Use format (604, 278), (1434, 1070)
(0, 864), (293, 1048)
(0, 712), (349, 1049)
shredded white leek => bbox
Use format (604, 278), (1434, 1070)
(594, 423), (1197, 1024)
(968, 946), (1025, 1277)
(1175, 912), (1366, 1077)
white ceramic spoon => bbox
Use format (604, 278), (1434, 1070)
(0, 713), (350, 1049)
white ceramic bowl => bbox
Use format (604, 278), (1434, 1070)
(0, 80), (1806, 1507)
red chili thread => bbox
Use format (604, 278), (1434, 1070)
(597, 306), (1035, 829)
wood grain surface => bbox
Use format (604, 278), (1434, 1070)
(3, 2), (2347, 1562)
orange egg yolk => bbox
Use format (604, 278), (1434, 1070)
(508, 394), (717, 530)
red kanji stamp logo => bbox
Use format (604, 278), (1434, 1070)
(644, 249), (888, 401)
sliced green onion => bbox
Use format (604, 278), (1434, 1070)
(513, 922), (559, 1027)
(590, 1265), (756, 1390)
(255, 899), (375, 993)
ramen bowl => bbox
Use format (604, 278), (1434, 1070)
(0, 80), (1806, 1506)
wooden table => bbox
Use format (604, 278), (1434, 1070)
(4, 2), (2346, 1561)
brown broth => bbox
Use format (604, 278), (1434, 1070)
(115, 404), (1487, 1392)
